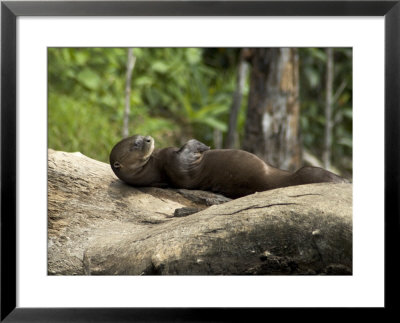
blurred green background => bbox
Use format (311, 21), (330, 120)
(48, 47), (352, 176)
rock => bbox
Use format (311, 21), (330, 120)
(173, 207), (201, 217)
(48, 149), (352, 275)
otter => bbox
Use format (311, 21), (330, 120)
(109, 135), (211, 188)
(110, 135), (347, 198)
(110, 134), (169, 187)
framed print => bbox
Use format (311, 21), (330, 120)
(1, 0), (399, 321)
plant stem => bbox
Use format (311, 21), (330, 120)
(123, 48), (136, 138)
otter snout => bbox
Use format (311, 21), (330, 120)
(132, 135), (153, 151)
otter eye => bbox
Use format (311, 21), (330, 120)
(113, 161), (121, 169)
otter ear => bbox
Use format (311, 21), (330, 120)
(113, 161), (121, 169)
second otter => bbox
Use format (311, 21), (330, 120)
(165, 139), (347, 198)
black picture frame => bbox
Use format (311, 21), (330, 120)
(1, 1), (399, 321)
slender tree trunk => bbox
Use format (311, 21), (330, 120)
(213, 129), (223, 149)
(323, 48), (334, 169)
(225, 50), (248, 149)
(123, 48), (136, 138)
(243, 48), (301, 171)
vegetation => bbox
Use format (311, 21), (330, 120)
(299, 48), (352, 174)
(48, 47), (352, 175)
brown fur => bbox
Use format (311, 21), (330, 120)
(110, 136), (348, 198)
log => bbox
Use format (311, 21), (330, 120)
(48, 149), (352, 275)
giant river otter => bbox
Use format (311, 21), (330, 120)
(110, 135), (347, 198)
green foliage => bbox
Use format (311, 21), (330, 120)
(48, 47), (352, 175)
(299, 48), (352, 175)
(48, 48), (237, 162)
(48, 48), (128, 162)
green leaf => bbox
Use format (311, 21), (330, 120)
(342, 109), (353, 119)
(194, 104), (228, 119)
(196, 117), (227, 132)
(101, 95), (118, 108)
(309, 48), (327, 62)
(186, 48), (202, 64)
(74, 51), (89, 65)
(152, 61), (169, 73)
(76, 69), (101, 90)
(304, 68), (320, 88)
(338, 137), (353, 147)
(135, 76), (153, 87)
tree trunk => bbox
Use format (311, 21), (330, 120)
(225, 49), (248, 149)
(243, 48), (301, 171)
(48, 149), (352, 275)
(323, 48), (334, 169)
(213, 128), (223, 149)
(123, 48), (136, 138)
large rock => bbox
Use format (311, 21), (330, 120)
(48, 149), (352, 275)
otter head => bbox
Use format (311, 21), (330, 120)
(176, 139), (210, 169)
(109, 135), (155, 175)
